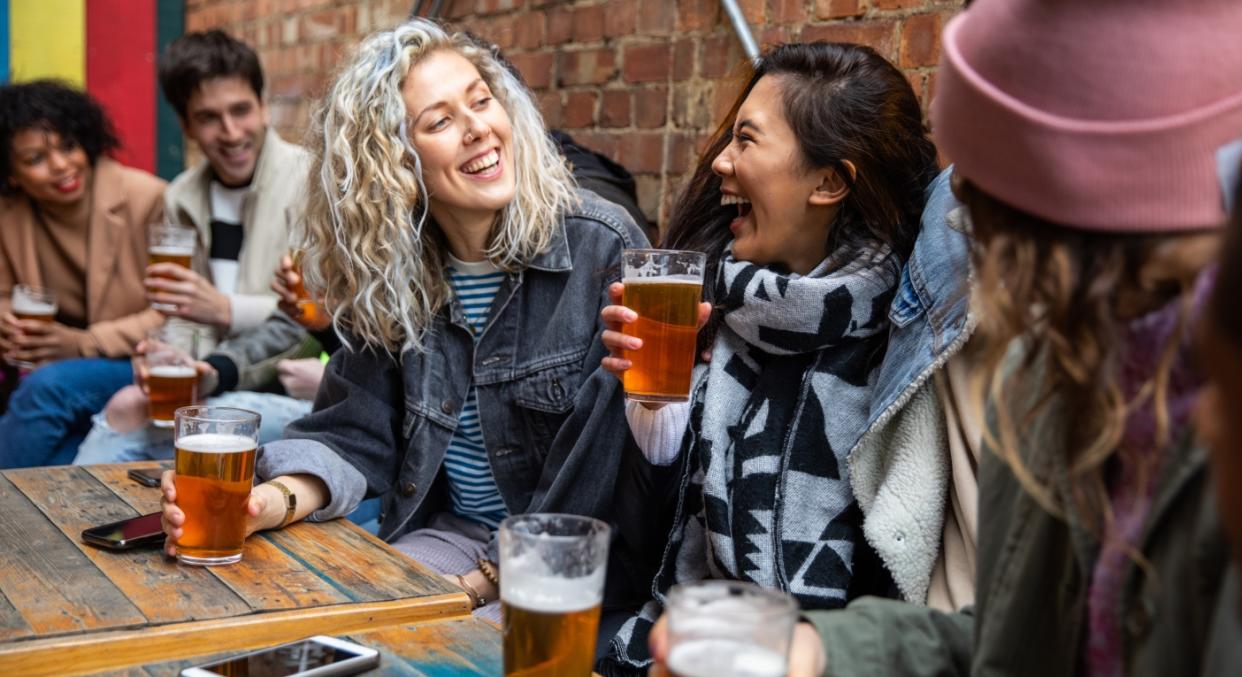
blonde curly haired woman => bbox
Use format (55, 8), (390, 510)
(157, 18), (647, 620)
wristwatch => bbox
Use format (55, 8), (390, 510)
(265, 480), (297, 528)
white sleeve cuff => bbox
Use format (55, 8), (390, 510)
(228, 294), (278, 335)
(625, 399), (691, 466)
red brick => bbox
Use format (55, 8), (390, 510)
(301, 10), (338, 41)
(771, 0), (808, 24)
(623, 44), (670, 84)
(481, 16), (515, 49)
(558, 48), (617, 86)
(339, 6), (356, 36)
(537, 90), (562, 128)
(604, 0), (638, 39)
(700, 34), (747, 79)
(676, 0), (719, 32)
(759, 26), (792, 49)
(635, 86), (667, 128)
(547, 8), (573, 44)
(514, 12), (545, 49)
(600, 90), (632, 128)
(638, 0), (675, 34)
(620, 132), (665, 174)
(899, 13), (942, 68)
(873, 0), (925, 9)
(738, 0), (765, 24)
(802, 20), (898, 60)
(509, 51), (555, 90)
(669, 132), (701, 173)
(574, 132), (620, 164)
(673, 38), (695, 81)
(672, 83), (713, 128)
(814, 0), (863, 19)
(563, 90), (598, 129)
(573, 5), (605, 43)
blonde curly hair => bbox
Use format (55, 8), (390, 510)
(299, 19), (576, 353)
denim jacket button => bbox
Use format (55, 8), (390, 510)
(441, 399), (456, 415)
(549, 378), (565, 401)
(399, 481), (417, 497)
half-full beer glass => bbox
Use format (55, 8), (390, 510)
(144, 325), (200, 427)
(9, 284), (57, 369)
(148, 221), (196, 312)
(665, 581), (798, 677)
(174, 406), (260, 566)
(499, 514), (610, 676)
(621, 249), (706, 403)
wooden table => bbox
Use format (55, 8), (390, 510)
(0, 463), (473, 676)
(106, 617), (503, 676)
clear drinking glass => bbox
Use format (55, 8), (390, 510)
(499, 514), (611, 676)
(620, 249), (706, 403)
(9, 284), (58, 370)
(148, 221), (197, 312)
(143, 325), (200, 428)
(665, 581), (799, 677)
(174, 406), (260, 566)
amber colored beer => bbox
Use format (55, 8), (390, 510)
(148, 365), (198, 427)
(148, 246), (193, 269)
(621, 277), (701, 403)
(502, 591), (602, 676)
(12, 308), (55, 323)
(289, 255), (325, 325)
(174, 433), (257, 564)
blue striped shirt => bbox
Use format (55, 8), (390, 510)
(444, 255), (508, 529)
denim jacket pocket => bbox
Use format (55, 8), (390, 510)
(513, 361), (582, 457)
(889, 264), (926, 328)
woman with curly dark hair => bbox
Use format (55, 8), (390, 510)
(0, 80), (166, 467)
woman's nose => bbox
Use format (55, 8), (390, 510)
(711, 147), (734, 177)
(463, 113), (490, 144)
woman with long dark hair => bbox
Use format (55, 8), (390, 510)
(599, 41), (939, 673)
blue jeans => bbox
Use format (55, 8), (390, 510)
(0, 358), (133, 468)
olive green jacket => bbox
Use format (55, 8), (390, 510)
(808, 395), (1237, 676)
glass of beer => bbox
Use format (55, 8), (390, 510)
(620, 249), (706, 403)
(174, 406), (260, 566)
(9, 284), (57, 370)
(288, 250), (324, 326)
(148, 221), (196, 312)
(665, 581), (799, 677)
(499, 513), (610, 676)
(143, 325), (200, 428)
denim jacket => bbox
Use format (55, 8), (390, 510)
(257, 189), (647, 549)
(846, 167), (977, 603)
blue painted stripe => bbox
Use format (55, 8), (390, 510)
(0, 0), (9, 82)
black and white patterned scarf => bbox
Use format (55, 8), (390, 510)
(606, 244), (899, 671)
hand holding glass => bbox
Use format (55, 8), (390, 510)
(620, 249), (706, 403)
(174, 406), (260, 566)
(9, 284), (57, 369)
(148, 221), (196, 312)
(665, 581), (799, 677)
(143, 325), (200, 428)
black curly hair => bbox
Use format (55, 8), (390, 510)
(0, 80), (119, 197)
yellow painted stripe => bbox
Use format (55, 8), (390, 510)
(10, 0), (84, 86)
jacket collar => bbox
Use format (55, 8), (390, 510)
(523, 218), (572, 272)
(168, 126), (287, 229)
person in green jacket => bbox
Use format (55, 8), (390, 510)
(652, 1), (1242, 675)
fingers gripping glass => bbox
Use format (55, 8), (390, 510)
(620, 249), (706, 403)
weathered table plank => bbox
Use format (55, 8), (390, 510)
(8, 466), (253, 625)
(85, 464), (353, 612)
(0, 473), (146, 638)
(0, 595), (472, 676)
(0, 588), (32, 641)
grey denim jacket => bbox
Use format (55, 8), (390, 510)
(257, 189), (647, 549)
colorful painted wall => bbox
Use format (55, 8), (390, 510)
(0, 0), (184, 179)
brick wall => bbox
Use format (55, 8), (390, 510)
(186, 0), (963, 229)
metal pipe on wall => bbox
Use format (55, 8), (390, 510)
(720, 0), (761, 64)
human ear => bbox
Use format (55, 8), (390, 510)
(808, 160), (855, 207)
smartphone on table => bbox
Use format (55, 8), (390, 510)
(128, 467), (165, 487)
(81, 511), (164, 550)
(180, 636), (380, 677)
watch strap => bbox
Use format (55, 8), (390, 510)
(265, 479), (297, 529)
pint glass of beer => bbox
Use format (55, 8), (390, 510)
(143, 325), (200, 427)
(288, 250), (324, 326)
(174, 406), (260, 566)
(620, 249), (706, 403)
(148, 221), (196, 312)
(499, 514), (610, 676)
(9, 284), (58, 369)
(665, 581), (798, 677)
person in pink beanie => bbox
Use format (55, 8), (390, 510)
(786, 0), (1242, 675)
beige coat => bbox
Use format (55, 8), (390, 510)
(0, 158), (166, 357)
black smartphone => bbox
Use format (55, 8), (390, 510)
(181, 636), (381, 677)
(81, 512), (164, 550)
(127, 467), (165, 487)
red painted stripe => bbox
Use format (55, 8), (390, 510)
(86, 0), (157, 173)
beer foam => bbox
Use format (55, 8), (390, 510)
(501, 568), (604, 613)
(621, 275), (702, 286)
(11, 297), (55, 315)
(149, 364), (197, 378)
(175, 433), (257, 453)
(666, 639), (787, 677)
(149, 245), (194, 256)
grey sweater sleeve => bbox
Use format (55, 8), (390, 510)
(257, 438), (368, 522)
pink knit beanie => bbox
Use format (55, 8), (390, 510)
(932, 0), (1242, 232)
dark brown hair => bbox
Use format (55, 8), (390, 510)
(663, 42), (939, 354)
(158, 30), (264, 119)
